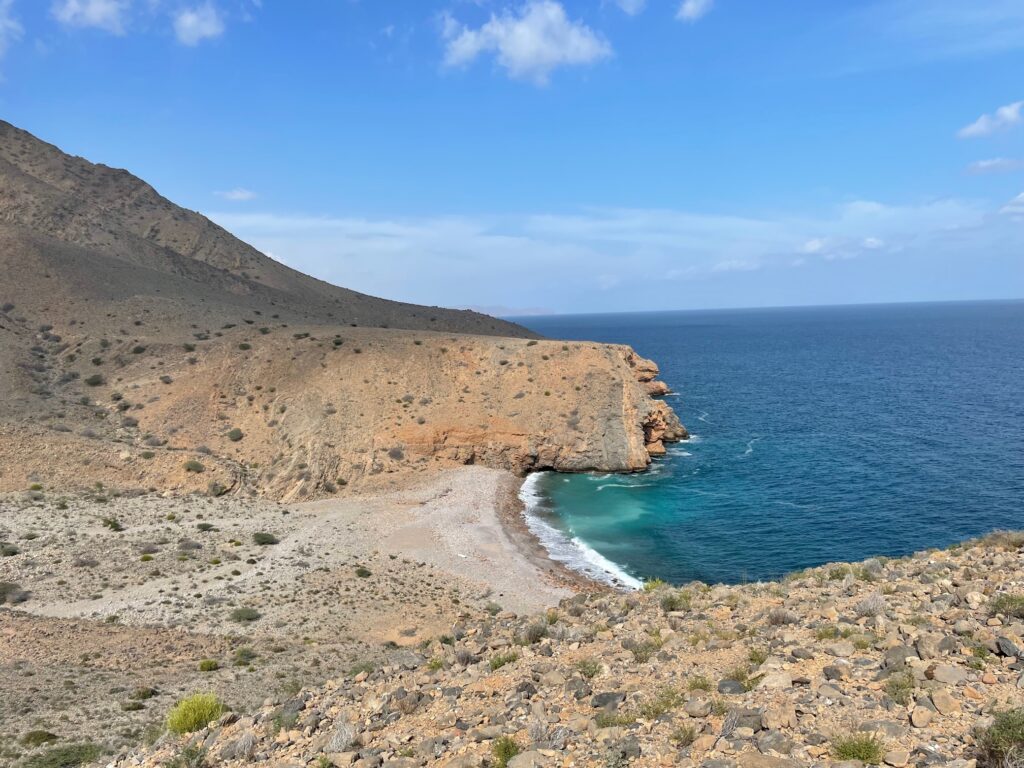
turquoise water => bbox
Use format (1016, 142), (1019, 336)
(514, 301), (1024, 586)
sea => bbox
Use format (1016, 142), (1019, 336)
(511, 301), (1024, 588)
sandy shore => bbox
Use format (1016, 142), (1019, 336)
(4, 466), (581, 633)
(301, 465), (589, 615)
(0, 465), (593, 753)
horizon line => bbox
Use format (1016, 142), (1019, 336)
(501, 296), (1024, 320)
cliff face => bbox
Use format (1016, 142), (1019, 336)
(0, 121), (685, 498)
(0, 310), (684, 499)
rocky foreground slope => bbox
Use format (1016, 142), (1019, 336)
(0, 121), (684, 498)
(104, 533), (1024, 768)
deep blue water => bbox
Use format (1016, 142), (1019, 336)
(513, 301), (1024, 586)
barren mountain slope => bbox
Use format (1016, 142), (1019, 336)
(0, 119), (530, 336)
(0, 122), (685, 498)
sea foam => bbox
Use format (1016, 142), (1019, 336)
(519, 473), (643, 590)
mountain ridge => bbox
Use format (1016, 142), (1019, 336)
(0, 121), (684, 499)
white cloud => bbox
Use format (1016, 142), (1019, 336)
(613, 0), (646, 16)
(866, 0), (1024, 61)
(0, 0), (23, 60)
(1001, 193), (1024, 216)
(442, 1), (612, 85)
(966, 158), (1024, 174)
(958, 100), (1023, 138)
(205, 196), (999, 311)
(216, 187), (257, 201)
(677, 0), (713, 22)
(51, 0), (129, 34)
(174, 2), (224, 46)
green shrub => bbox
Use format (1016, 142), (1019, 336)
(140, 450), (155, 459)
(0, 581), (29, 603)
(166, 693), (223, 735)
(198, 659), (220, 672)
(639, 687), (684, 719)
(101, 516), (124, 532)
(233, 647), (257, 665)
(671, 724), (697, 746)
(83, 374), (104, 387)
(252, 532), (278, 546)
(575, 658), (601, 679)
(885, 670), (915, 705)
(492, 737), (521, 768)
(21, 730), (58, 747)
(230, 607), (261, 623)
(596, 711), (636, 728)
(688, 674), (712, 691)
(354, 566), (371, 578)
(832, 733), (885, 764)
(348, 660), (375, 677)
(166, 744), (207, 768)
(184, 460), (205, 473)
(489, 651), (519, 671)
(23, 743), (102, 768)
(630, 638), (662, 663)
(660, 590), (692, 613)
(976, 709), (1024, 768)
(226, 428), (244, 442)
(520, 622), (548, 644)
(990, 594), (1024, 619)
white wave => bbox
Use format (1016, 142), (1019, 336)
(697, 410), (712, 423)
(742, 436), (762, 456)
(518, 474), (643, 591)
(596, 482), (654, 491)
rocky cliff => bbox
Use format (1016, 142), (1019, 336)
(0, 121), (685, 498)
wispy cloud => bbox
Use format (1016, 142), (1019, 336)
(206, 196), (1000, 311)
(967, 158), (1024, 175)
(174, 2), (224, 46)
(677, 0), (713, 23)
(442, 1), (611, 85)
(216, 187), (257, 201)
(1001, 192), (1024, 217)
(0, 0), (23, 62)
(51, 0), (129, 35)
(874, 0), (1024, 59)
(613, 0), (646, 16)
(958, 101), (1023, 138)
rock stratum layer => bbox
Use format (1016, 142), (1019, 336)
(0, 121), (685, 498)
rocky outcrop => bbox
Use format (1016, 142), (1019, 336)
(0, 314), (686, 498)
(111, 533), (1024, 768)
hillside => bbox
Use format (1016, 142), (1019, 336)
(95, 533), (1024, 768)
(0, 121), (685, 499)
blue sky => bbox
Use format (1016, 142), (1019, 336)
(1, 0), (1022, 313)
